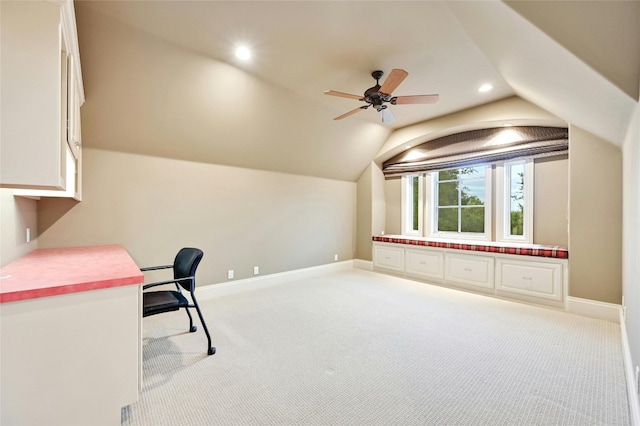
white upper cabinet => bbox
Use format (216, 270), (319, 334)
(0, 0), (84, 199)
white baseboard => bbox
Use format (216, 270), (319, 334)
(196, 260), (355, 299)
(565, 296), (621, 323)
(621, 310), (640, 425)
(354, 259), (372, 271)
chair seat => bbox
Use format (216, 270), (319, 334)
(143, 291), (189, 317)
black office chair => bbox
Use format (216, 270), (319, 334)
(141, 247), (215, 355)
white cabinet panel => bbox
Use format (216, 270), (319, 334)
(445, 252), (494, 289)
(496, 259), (563, 301)
(373, 244), (404, 272)
(405, 248), (443, 280)
(1, 0), (83, 197)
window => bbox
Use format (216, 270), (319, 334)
(400, 160), (534, 243)
(430, 166), (491, 239)
(402, 175), (422, 235)
(497, 159), (533, 242)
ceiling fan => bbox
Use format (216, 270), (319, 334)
(324, 69), (439, 123)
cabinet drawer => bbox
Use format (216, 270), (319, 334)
(373, 245), (404, 272)
(405, 248), (443, 280)
(445, 253), (494, 289)
(496, 259), (563, 301)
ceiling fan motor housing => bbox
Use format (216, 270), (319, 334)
(364, 70), (394, 107)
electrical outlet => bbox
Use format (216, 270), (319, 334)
(253, 266), (259, 275)
(26, 227), (30, 243)
(334, 254), (338, 261)
(227, 270), (234, 279)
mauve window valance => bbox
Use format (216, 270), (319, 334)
(382, 126), (568, 178)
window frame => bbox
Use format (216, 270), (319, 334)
(426, 165), (492, 241)
(401, 174), (423, 236)
(496, 159), (534, 243)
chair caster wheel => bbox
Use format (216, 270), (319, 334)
(190, 326), (197, 332)
(208, 347), (216, 355)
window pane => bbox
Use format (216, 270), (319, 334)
(412, 176), (419, 231)
(509, 163), (525, 236)
(438, 169), (458, 181)
(461, 180), (485, 206)
(438, 182), (458, 206)
(461, 207), (485, 233)
(459, 166), (485, 179)
(438, 208), (458, 232)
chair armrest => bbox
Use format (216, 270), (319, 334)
(140, 264), (173, 272)
(143, 275), (195, 290)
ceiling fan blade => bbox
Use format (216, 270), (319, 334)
(324, 90), (363, 101)
(378, 107), (396, 124)
(393, 94), (440, 104)
(333, 106), (368, 120)
(379, 68), (408, 95)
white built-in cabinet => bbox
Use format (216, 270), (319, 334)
(373, 242), (567, 308)
(0, 0), (84, 200)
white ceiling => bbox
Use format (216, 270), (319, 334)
(75, 0), (639, 181)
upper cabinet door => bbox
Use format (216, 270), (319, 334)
(1, 0), (84, 199)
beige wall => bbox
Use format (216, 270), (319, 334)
(384, 178), (402, 236)
(37, 149), (356, 285)
(355, 162), (387, 261)
(569, 126), (623, 303)
(534, 155), (569, 246)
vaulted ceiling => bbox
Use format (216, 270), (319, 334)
(75, 0), (639, 182)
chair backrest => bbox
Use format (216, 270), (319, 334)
(173, 248), (204, 291)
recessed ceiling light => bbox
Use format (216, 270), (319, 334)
(478, 84), (493, 93)
(235, 46), (251, 60)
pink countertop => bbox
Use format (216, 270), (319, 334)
(0, 245), (144, 303)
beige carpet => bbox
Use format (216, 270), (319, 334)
(123, 268), (630, 425)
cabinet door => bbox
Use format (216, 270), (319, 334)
(0, 1), (65, 189)
(496, 259), (563, 301)
(445, 252), (494, 289)
(373, 244), (404, 273)
(405, 248), (443, 280)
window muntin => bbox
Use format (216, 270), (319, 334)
(432, 166), (490, 239)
